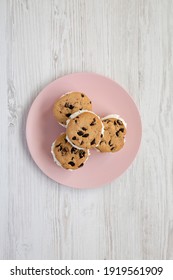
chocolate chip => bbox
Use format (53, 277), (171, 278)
(79, 150), (85, 158)
(106, 119), (110, 123)
(79, 108), (82, 110)
(66, 113), (71, 117)
(71, 157), (74, 160)
(116, 128), (124, 136)
(75, 120), (77, 123)
(111, 147), (115, 151)
(77, 131), (84, 136)
(82, 127), (87, 131)
(81, 140), (84, 145)
(114, 121), (117, 125)
(82, 133), (89, 138)
(78, 163), (84, 168)
(64, 102), (74, 109)
(108, 140), (113, 147)
(90, 118), (96, 126)
(89, 101), (92, 104)
(55, 144), (61, 148)
(90, 139), (96, 145)
(101, 134), (103, 138)
(68, 161), (75, 166)
(81, 94), (84, 97)
(71, 147), (78, 154)
(64, 139), (67, 143)
(61, 147), (69, 155)
(72, 136), (77, 140)
(117, 120), (123, 125)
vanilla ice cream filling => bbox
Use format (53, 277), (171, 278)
(66, 110), (104, 148)
(51, 140), (90, 170)
(61, 91), (86, 99)
(60, 91), (75, 98)
(51, 141), (63, 167)
(59, 122), (67, 128)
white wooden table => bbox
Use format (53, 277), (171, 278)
(0, 0), (173, 260)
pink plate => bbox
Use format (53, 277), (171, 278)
(26, 72), (142, 188)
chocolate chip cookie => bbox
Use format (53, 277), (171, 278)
(66, 110), (104, 149)
(53, 92), (92, 127)
(96, 114), (127, 152)
(51, 133), (90, 170)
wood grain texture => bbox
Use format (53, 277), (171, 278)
(0, 0), (173, 259)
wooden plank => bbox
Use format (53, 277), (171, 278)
(0, 0), (8, 260)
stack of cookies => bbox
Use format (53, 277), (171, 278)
(51, 92), (127, 170)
